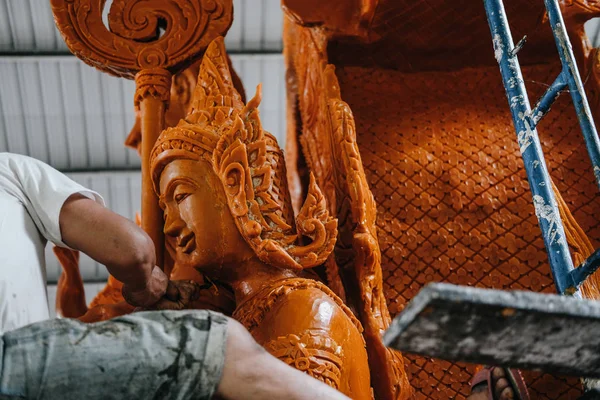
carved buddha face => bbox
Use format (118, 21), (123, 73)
(151, 37), (337, 275)
(159, 158), (254, 273)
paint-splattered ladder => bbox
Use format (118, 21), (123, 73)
(384, 1), (600, 394)
(484, 0), (600, 296)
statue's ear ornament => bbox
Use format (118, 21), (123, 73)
(213, 84), (338, 271)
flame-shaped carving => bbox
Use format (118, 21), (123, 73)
(51, 0), (233, 78)
(212, 85), (338, 270)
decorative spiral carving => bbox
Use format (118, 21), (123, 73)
(265, 331), (343, 390)
(51, 0), (233, 79)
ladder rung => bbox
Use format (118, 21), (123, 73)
(544, 0), (600, 191)
(530, 71), (567, 128)
(570, 247), (600, 289)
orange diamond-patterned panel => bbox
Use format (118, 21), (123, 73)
(335, 63), (599, 399)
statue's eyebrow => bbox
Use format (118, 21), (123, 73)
(162, 177), (197, 202)
(162, 178), (182, 199)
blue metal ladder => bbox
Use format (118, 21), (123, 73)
(484, 0), (600, 394)
(483, 0), (600, 296)
(384, 2), (600, 394)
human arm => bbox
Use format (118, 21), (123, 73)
(60, 194), (203, 310)
(59, 193), (168, 306)
(0, 153), (200, 309)
(216, 318), (350, 400)
(0, 153), (167, 306)
(61, 195), (202, 310)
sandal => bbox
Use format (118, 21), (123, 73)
(470, 366), (530, 400)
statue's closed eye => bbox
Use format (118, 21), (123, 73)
(175, 193), (190, 204)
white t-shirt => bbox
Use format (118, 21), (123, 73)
(0, 153), (104, 333)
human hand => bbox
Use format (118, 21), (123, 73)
(122, 266), (168, 307)
(143, 280), (201, 311)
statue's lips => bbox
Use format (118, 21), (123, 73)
(178, 234), (196, 254)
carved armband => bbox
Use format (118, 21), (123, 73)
(265, 331), (343, 389)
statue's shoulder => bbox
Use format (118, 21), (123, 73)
(234, 277), (371, 396)
(233, 277), (363, 335)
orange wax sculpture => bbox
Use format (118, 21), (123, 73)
(50, 0), (600, 398)
(148, 37), (372, 398)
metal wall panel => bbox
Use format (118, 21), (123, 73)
(586, 18), (600, 47)
(0, 57), (139, 170)
(0, 54), (286, 171)
(0, 0), (283, 53)
(1, 0), (70, 52)
(230, 54), (287, 139)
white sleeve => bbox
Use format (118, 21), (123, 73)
(0, 153), (105, 248)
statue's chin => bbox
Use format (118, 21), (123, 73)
(170, 249), (221, 280)
(177, 254), (224, 275)
(175, 246), (213, 268)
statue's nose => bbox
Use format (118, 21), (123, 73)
(164, 210), (186, 237)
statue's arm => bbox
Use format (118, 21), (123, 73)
(53, 246), (87, 318)
(252, 288), (370, 398)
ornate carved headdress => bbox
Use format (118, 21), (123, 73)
(151, 37), (337, 271)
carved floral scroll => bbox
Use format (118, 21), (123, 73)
(51, 0), (233, 78)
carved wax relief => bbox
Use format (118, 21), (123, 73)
(151, 41), (338, 272)
(283, 1), (600, 398)
(237, 278), (362, 391)
(52, 0), (236, 282)
(265, 332), (343, 389)
(285, 20), (412, 400)
(62, 59), (245, 320)
(126, 57), (247, 153)
(53, 247), (87, 318)
(50, 0), (237, 314)
(50, 0), (233, 79)
(148, 37), (372, 398)
(553, 1), (600, 20)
